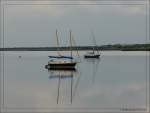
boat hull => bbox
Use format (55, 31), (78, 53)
(84, 54), (100, 58)
(45, 63), (76, 70)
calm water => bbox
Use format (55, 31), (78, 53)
(1, 51), (148, 112)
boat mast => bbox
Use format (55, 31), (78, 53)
(91, 30), (95, 53)
(56, 29), (61, 56)
(70, 30), (73, 61)
(91, 30), (99, 54)
(71, 34), (80, 58)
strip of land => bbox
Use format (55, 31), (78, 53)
(0, 44), (150, 51)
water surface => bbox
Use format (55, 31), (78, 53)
(1, 51), (148, 112)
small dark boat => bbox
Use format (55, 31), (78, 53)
(84, 54), (100, 58)
(84, 52), (100, 58)
(84, 30), (101, 59)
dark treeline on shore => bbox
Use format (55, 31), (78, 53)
(0, 44), (150, 51)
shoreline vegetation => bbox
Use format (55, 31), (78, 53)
(0, 44), (150, 51)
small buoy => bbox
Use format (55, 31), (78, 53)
(19, 56), (21, 58)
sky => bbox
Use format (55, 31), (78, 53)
(2, 1), (149, 47)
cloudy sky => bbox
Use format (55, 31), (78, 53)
(2, 1), (148, 47)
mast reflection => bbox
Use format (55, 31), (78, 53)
(47, 69), (79, 104)
(84, 58), (101, 84)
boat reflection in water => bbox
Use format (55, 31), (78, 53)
(47, 69), (81, 104)
(45, 58), (101, 105)
(84, 58), (101, 84)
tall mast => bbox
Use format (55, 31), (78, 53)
(70, 30), (73, 61)
(91, 30), (99, 54)
(56, 29), (61, 56)
(71, 35), (80, 58)
(91, 30), (96, 53)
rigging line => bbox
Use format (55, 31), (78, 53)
(71, 33), (80, 58)
(92, 59), (100, 84)
(57, 72), (61, 104)
(56, 29), (61, 56)
(91, 30), (96, 46)
(69, 30), (73, 61)
(2, 5), (5, 108)
(145, 0), (148, 109)
(70, 72), (73, 104)
(91, 30), (96, 53)
(72, 72), (81, 100)
(91, 30), (100, 54)
(92, 60), (96, 84)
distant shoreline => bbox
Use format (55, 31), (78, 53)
(0, 44), (150, 51)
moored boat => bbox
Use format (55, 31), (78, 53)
(45, 60), (77, 70)
(84, 30), (101, 59)
(46, 29), (78, 70)
(84, 52), (100, 58)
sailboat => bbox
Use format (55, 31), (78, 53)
(84, 30), (100, 58)
(46, 29), (78, 70)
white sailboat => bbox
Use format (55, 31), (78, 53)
(46, 29), (78, 70)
